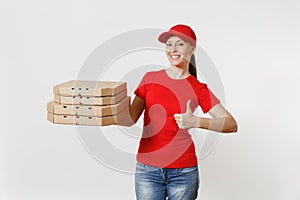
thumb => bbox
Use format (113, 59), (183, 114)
(185, 100), (193, 115)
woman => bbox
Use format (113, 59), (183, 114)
(127, 24), (238, 200)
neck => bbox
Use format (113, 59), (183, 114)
(168, 63), (190, 79)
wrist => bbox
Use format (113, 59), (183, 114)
(196, 117), (201, 128)
(193, 116), (201, 128)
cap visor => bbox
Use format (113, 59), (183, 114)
(158, 32), (174, 43)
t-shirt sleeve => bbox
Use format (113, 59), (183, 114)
(198, 84), (221, 113)
(134, 72), (148, 100)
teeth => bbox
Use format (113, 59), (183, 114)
(171, 55), (180, 59)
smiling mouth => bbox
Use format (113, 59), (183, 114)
(170, 55), (181, 60)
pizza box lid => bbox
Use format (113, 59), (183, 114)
(47, 96), (130, 117)
(47, 106), (128, 126)
(53, 80), (127, 97)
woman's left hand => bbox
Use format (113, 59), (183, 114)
(174, 100), (200, 129)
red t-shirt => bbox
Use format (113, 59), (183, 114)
(134, 69), (220, 168)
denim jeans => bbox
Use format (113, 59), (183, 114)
(135, 161), (199, 200)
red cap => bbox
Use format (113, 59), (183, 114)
(158, 24), (197, 47)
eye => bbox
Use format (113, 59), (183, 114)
(166, 43), (172, 46)
(178, 43), (184, 46)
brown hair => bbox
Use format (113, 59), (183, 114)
(189, 54), (197, 78)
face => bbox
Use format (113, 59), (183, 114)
(165, 36), (195, 67)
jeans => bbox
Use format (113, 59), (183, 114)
(135, 161), (199, 200)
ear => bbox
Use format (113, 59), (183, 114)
(190, 45), (196, 55)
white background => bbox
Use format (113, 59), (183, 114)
(1, 0), (300, 199)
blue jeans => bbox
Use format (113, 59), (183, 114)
(135, 161), (199, 200)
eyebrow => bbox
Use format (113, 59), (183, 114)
(166, 40), (184, 43)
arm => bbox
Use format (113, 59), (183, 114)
(174, 101), (238, 134)
(198, 103), (238, 133)
(117, 95), (145, 127)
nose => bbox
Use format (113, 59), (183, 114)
(168, 44), (178, 53)
(171, 48), (177, 53)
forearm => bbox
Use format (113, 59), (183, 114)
(197, 116), (238, 133)
(116, 109), (134, 127)
(117, 99), (144, 127)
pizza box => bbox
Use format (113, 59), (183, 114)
(53, 80), (127, 97)
(47, 96), (130, 117)
(47, 105), (129, 126)
(54, 89), (127, 105)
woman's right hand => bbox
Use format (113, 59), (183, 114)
(117, 95), (145, 127)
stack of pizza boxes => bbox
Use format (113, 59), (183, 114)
(47, 80), (130, 126)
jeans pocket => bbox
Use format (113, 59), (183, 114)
(177, 165), (198, 175)
(136, 162), (148, 172)
(136, 162), (160, 173)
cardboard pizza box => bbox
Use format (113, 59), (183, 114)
(53, 80), (127, 97)
(47, 106), (129, 126)
(54, 89), (127, 105)
(47, 96), (130, 117)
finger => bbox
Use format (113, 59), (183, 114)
(178, 124), (184, 129)
(174, 114), (182, 120)
(174, 119), (181, 124)
(185, 100), (192, 115)
(174, 113), (179, 118)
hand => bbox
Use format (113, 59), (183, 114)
(174, 100), (200, 129)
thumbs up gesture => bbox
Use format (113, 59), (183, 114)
(174, 100), (200, 129)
